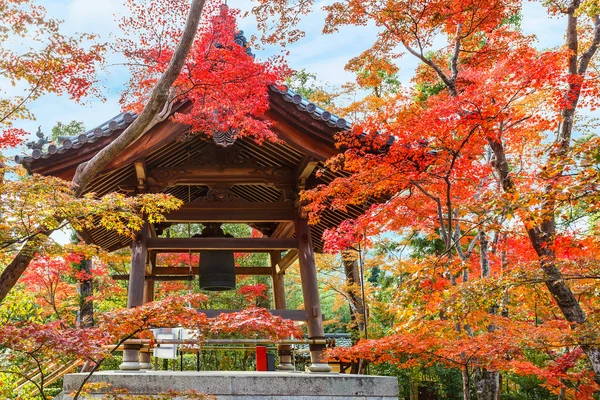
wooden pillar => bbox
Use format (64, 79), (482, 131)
(294, 216), (331, 372)
(271, 251), (294, 371)
(127, 223), (148, 308)
(271, 251), (286, 309)
(120, 223), (148, 371)
(139, 277), (155, 369)
(143, 279), (155, 304)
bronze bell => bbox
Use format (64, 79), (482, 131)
(197, 224), (236, 291)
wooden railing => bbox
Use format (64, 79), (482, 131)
(14, 359), (84, 397)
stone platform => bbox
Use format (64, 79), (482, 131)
(59, 370), (399, 399)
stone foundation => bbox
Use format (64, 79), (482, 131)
(59, 370), (398, 399)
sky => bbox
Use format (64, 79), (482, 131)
(9, 0), (568, 152)
(5, 0), (568, 243)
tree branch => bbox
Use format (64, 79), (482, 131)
(0, 0), (207, 304)
(71, 0), (207, 195)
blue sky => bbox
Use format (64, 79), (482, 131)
(9, 0), (567, 155)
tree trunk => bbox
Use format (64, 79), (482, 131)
(489, 136), (600, 384)
(341, 250), (368, 374)
(485, 7), (600, 383)
(0, 233), (52, 304)
(0, 0), (207, 304)
(462, 366), (472, 400)
(471, 231), (501, 400)
(77, 258), (94, 328)
(414, 2), (600, 384)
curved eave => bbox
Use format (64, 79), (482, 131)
(16, 86), (365, 253)
(21, 87), (348, 178)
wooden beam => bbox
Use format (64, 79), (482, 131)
(295, 156), (319, 189)
(271, 221), (294, 239)
(198, 309), (313, 321)
(146, 165), (294, 191)
(146, 237), (297, 252)
(112, 267), (272, 280)
(112, 274), (193, 281)
(277, 250), (298, 274)
(143, 278), (155, 301)
(152, 266), (272, 275)
(164, 202), (295, 222)
(271, 252), (286, 310)
(133, 159), (147, 191)
(295, 215), (329, 369)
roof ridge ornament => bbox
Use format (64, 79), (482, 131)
(25, 126), (50, 159)
(213, 127), (236, 148)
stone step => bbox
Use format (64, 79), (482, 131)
(60, 370), (399, 399)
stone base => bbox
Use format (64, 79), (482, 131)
(275, 364), (296, 371)
(59, 370), (398, 399)
(118, 361), (142, 371)
(306, 363), (332, 373)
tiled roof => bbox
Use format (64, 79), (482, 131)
(270, 85), (351, 130)
(15, 112), (137, 164)
(15, 85), (352, 165)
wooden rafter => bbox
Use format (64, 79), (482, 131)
(295, 156), (319, 189)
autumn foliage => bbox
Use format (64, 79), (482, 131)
(117, 0), (289, 144)
(1, 0), (599, 398)
(249, 0), (600, 397)
(0, 0), (104, 147)
(0, 292), (302, 398)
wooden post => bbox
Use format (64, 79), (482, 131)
(271, 251), (294, 371)
(143, 279), (155, 304)
(294, 216), (331, 372)
(271, 251), (286, 309)
(138, 277), (154, 369)
(120, 223), (148, 371)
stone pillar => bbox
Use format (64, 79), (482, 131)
(120, 223), (148, 371)
(271, 251), (294, 371)
(294, 217), (331, 373)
